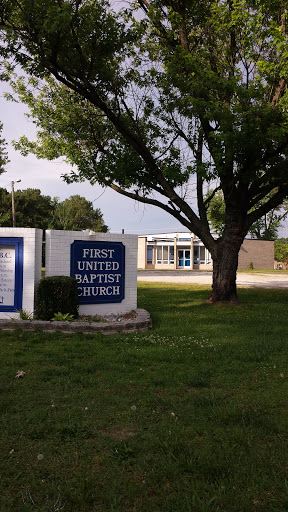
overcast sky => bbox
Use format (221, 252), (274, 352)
(1, 80), (288, 237)
(0, 80), (188, 235)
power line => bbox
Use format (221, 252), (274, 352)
(91, 188), (106, 203)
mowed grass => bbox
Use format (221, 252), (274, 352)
(237, 268), (288, 274)
(1, 283), (288, 512)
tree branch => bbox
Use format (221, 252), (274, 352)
(246, 186), (288, 229)
(109, 183), (196, 233)
(203, 185), (221, 207)
(271, 77), (287, 108)
(196, 130), (209, 231)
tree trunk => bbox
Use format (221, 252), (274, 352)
(210, 236), (244, 303)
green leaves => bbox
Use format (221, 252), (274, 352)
(0, 187), (55, 229)
(275, 238), (288, 263)
(1, 0), (288, 265)
(51, 312), (75, 322)
(206, 189), (288, 240)
(0, 121), (8, 174)
(0, 187), (108, 232)
(50, 195), (109, 232)
(205, 191), (226, 235)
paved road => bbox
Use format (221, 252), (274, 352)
(137, 270), (288, 288)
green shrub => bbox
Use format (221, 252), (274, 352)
(249, 261), (254, 270)
(35, 276), (79, 321)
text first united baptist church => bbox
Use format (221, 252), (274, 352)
(70, 241), (125, 302)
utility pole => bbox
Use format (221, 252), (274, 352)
(11, 180), (21, 227)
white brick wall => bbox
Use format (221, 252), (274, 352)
(0, 228), (43, 319)
(46, 230), (138, 315)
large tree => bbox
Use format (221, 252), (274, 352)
(0, 187), (108, 231)
(50, 195), (109, 232)
(0, 187), (54, 228)
(1, 0), (288, 302)
(0, 186), (12, 225)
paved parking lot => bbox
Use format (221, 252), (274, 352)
(137, 270), (288, 288)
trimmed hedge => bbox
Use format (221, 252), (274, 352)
(35, 276), (79, 321)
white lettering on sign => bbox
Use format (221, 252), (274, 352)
(78, 286), (120, 297)
(82, 248), (115, 259)
(75, 273), (121, 284)
(71, 241), (125, 304)
(0, 245), (15, 306)
(77, 261), (120, 271)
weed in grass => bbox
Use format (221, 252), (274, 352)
(113, 441), (136, 462)
(21, 488), (65, 511)
(186, 373), (212, 388)
(51, 312), (75, 322)
(16, 309), (33, 320)
(183, 492), (220, 512)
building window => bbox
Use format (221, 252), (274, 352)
(206, 250), (212, 264)
(194, 245), (212, 265)
(147, 245), (153, 264)
(156, 246), (174, 264)
(200, 246), (205, 264)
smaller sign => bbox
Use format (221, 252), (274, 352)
(0, 238), (23, 312)
(70, 241), (125, 304)
(0, 246), (15, 306)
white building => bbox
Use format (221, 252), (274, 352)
(138, 232), (275, 271)
(138, 232), (213, 270)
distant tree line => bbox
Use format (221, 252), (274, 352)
(205, 190), (288, 268)
(206, 190), (288, 242)
(275, 239), (288, 269)
(0, 188), (108, 232)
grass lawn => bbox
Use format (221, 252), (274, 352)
(1, 283), (288, 512)
(237, 268), (288, 274)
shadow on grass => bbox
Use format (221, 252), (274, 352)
(138, 282), (288, 349)
(1, 283), (288, 512)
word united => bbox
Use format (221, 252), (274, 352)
(70, 241), (125, 304)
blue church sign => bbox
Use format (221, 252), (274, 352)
(0, 237), (23, 312)
(70, 240), (125, 304)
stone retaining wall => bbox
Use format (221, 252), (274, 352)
(0, 308), (152, 334)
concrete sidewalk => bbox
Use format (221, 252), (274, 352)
(137, 271), (288, 288)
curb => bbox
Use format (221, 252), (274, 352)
(0, 308), (152, 335)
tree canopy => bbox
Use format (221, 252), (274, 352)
(1, 0), (288, 301)
(14, 188), (55, 230)
(0, 187), (56, 229)
(275, 238), (288, 267)
(50, 195), (109, 232)
(0, 187), (108, 232)
(0, 187), (57, 229)
(0, 121), (8, 174)
(206, 190), (288, 240)
(0, 187), (12, 225)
